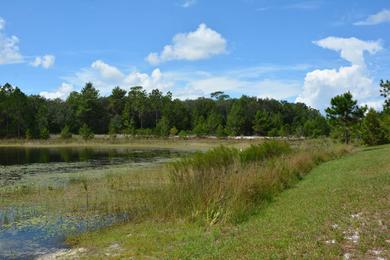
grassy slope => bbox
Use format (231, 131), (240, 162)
(71, 145), (390, 259)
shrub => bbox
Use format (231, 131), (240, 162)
(39, 127), (50, 140)
(216, 124), (226, 138)
(155, 116), (170, 136)
(361, 109), (389, 145)
(25, 129), (32, 140)
(170, 127), (178, 136)
(178, 130), (188, 139)
(60, 125), (72, 139)
(79, 124), (94, 140)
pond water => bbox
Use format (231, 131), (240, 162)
(0, 146), (181, 186)
(0, 146), (184, 259)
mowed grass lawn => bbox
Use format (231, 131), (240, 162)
(69, 144), (390, 259)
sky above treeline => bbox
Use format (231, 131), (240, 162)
(0, 0), (389, 111)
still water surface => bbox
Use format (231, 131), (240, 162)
(0, 146), (181, 186)
(0, 146), (183, 259)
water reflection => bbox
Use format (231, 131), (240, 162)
(0, 147), (182, 186)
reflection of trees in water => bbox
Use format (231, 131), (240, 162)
(39, 150), (49, 163)
(24, 148), (31, 164)
(79, 148), (92, 162)
(59, 149), (71, 162)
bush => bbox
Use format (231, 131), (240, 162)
(361, 109), (388, 145)
(155, 116), (170, 136)
(136, 128), (153, 136)
(178, 130), (188, 139)
(25, 129), (32, 140)
(39, 127), (50, 139)
(216, 124), (226, 138)
(60, 125), (72, 139)
(79, 124), (94, 140)
(170, 127), (178, 136)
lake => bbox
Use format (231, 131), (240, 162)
(0, 146), (184, 259)
(0, 146), (182, 186)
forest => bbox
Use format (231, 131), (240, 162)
(0, 80), (389, 145)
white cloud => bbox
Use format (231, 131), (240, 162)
(31, 55), (55, 69)
(181, 0), (197, 8)
(0, 17), (23, 65)
(314, 37), (382, 66)
(175, 76), (300, 100)
(146, 23), (227, 65)
(296, 37), (382, 111)
(40, 83), (74, 99)
(354, 9), (390, 26)
(56, 60), (301, 101)
(64, 60), (173, 96)
(91, 60), (123, 79)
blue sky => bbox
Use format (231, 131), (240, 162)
(0, 0), (389, 110)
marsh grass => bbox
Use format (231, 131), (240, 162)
(0, 140), (352, 228)
(162, 140), (351, 224)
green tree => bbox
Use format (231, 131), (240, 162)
(108, 86), (127, 115)
(129, 86), (147, 129)
(193, 116), (207, 137)
(109, 115), (122, 134)
(170, 126), (178, 136)
(149, 89), (163, 127)
(226, 102), (245, 136)
(39, 127), (50, 139)
(155, 116), (170, 136)
(252, 110), (271, 136)
(325, 92), (366, 144)
(216, 124), (226, 138)
(79, 123), (94, 140)
(380, 80), (390, 112)
(361, 109), (388, 145)
(206, 111), (223, 134)
(60, 125), (72, 139)
(76, 83), (102, 133)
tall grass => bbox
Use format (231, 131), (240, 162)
(0, 140), (352, 227)
(162, 140), (351, 224)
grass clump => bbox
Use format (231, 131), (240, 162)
(165, 140), (350, 224)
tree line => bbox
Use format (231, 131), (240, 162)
(0, 80), (388, 145)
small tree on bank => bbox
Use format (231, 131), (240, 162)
(79, 124), (94, 140)
(361, 109), (389, 145)
(325, 92), (366, 144)
(60, 125), (72, 139)
(380, 80), (390, 112)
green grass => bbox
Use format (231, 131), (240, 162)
(68, 144), (390, 259)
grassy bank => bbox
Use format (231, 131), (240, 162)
(1, 140), (348, 223)
(62, 144), (390, 259)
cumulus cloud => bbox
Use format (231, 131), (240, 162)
(175, 76), (300, 100)
(296, 37), (382, 111)
(53, 59), (302, 101)
(146, 23), (227, 65)
(91, 60), (123, 79)
(31, 55), (55, 69)
(40, 83), (74, 99)
(64, 60), (173, 96)
(0, 17), (23, 65)
(354, 9), (390, 26)
(314, 37), (382, 66)
(181, 0), (197, 8)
